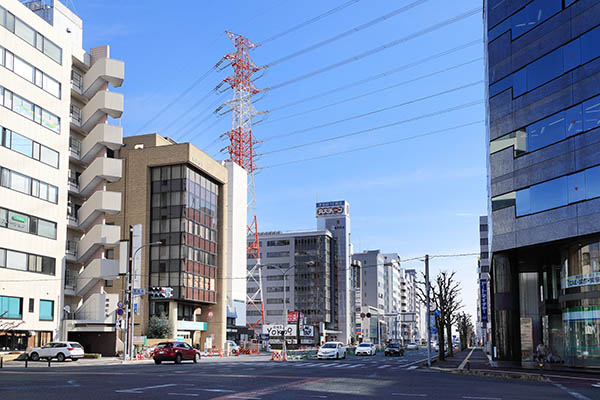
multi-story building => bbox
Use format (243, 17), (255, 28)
(246, 230), (338, 338)
(352, 250), (386, 343)
(107, 133), (244, 352)
(403, 268), (420, 343)
(349, 259), (362, 343)
(383, 253), (401, 340)
(0, 0), (124, 354)
(476, 216), (491, 353)
(316, 200), (352, 344)
(486, 0), (600, 368)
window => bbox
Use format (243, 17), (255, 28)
(105, 280), (113, 287)
(0, 296), (22, 319)
(28, 298), (34, 313)
(1, 127), (59, 168)
(480, 238), (488, 246)
(0, 206), (57, 240)
(39, 300), (54, 321)
(0, 86), (60, 133)
(267, 240), (290, 247)
(0, 166), (58, 203)
(488, 0), (562, 42)
(37, 219), (56, 239)
(266, 251), (290, 258)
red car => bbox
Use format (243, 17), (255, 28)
(153, 341), (201, 364)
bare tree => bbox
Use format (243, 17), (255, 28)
(416, 270), (462, 361)
(457, 312), (474, 351)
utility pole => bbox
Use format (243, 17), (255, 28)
(425, 254), (431, 368)
(123, 225), (133, 361)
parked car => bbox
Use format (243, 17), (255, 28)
(406, 342), (419, 350)
(28, 341), (84, 362)
(317, 342), (346, 360)
(226, 340), (240, 355)
(355, 342), (377, 356)
(384, 342), (405, 357)
(432, 342), (439, 352)
(153, 341), (201, 364)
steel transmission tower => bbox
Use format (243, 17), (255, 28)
(221, 31), (264, 331)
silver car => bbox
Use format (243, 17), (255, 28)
(28, 341), (84, 362)
(317, 342), (346, 360)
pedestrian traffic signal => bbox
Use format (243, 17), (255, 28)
(149, 286), (174, 299)
(366, 312), (372, 318)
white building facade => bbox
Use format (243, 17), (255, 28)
(0, 0), (123, 353)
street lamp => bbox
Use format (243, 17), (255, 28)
(125, 240), (163, 361)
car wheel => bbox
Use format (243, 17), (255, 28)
(343, 352), (346, 359)
(335, 352), (339, 360)
(29, 352), (39, 361)
(193, 353), (200, 363)
(175, 353), (182, 364)
(154, 359), (162, 365)
(56, 353), (66, 362)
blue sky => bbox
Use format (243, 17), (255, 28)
(75, 0), (486, 318)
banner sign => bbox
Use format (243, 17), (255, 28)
(300, 325), (314, 337)
(316, 201), (347, 218)
(565, 272), (600, 288)
(480, 279), (488, 322)
(263, 324), (297, 337)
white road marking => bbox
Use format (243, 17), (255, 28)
(173, 370), (186, 374)
(347, 364), (364, 368)
(592, 383), (600, 388)
(407, 366), (418, 370)
(188, 389), (236, 393)
(553, 383), (592, 400)
(377, 364), (391, 369)
(462, 397), (501, 400)
(116, 383), (177, 393)
(392, 394), (427, 397)
(168, 394), (199, 397)
(458, 348), (476, 370)
(227, 396), (262, 400)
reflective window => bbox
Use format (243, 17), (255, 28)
(0, 166), (58, 203)
(37, 219), (56, 239)
(0, 296), (22, 319)
(9, 131), (32, 157)
(583, 97), (600, 132)
(585, 166), (600, 199)
(0, 47), (61, 98)
(568, 172), (585, 204)
(6, 250), (26, 271)
(39, 300), (53, 321)
(0, 86), (60, 133)
(488, 0), (562, 41)
(581, 23), (600, 64)
(527, 108), (566, 152)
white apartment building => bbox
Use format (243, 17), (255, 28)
(0, 0), (123, 354)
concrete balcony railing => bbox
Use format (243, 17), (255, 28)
(78, 224), (120, 264)
(66, 240), (78, 262)
(76, 258), (119, 297)
(66, 293), (119, 331)
(83, 58), (124, 98)
(81, 91), (123, 132)
(78, 191), (121, 230)
(79, 157), (122, 197)
(81, 124), (123, 164)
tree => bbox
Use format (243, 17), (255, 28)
(147, 313), (173, 339)
(416, 270), (463, 361)
(457, 312), (474, 351)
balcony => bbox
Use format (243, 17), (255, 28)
(78, 191), (121, 230)
(69, 137), (82, 160)
(64, 268), (77, 296)
(67, 214), (79, 229)
(81, 124), (122, 164)
(78, 157), (122, 197)
(83, 58), (124, 98)
(68, 176), (80, 194)
(78, 224), (120, 264)
(76, 258), (119, 297)
(65, 293), (119, 332)
(81, 91), (123, 132)
(66, 240), (78, 262)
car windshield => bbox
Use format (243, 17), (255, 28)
(156, 343), (173, 348)
(409, 342), (417, 345)
(321, 343), (337, 349)
(70, 343), (82, 348)
(358, 343), (371, 347)
(388, 344), (400, 348)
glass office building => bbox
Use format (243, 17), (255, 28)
(486, 0), (600, 369)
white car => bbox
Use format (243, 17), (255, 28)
(355, 342), (376, 356)
(406, 342), (419, 350)
(317, 342), (346, 360)
(28, 341), (84, 362)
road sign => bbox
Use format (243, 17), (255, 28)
(434, 310), (441, 316)
(117, 301), (124, 308)
(430, 328), (437, 335)
(132, 288), (146, 296)
(117, 308), (124, 316)
(208, 311), (214, 318)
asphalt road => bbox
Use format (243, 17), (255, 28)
(0, 349), (598, 400)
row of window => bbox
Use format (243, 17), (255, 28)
(0, 166), (58, 203)
(0, 247), (55, 276)
(0, 86), (60, 134)
(0, 207), (57, 240)
(0, 6), (62, 64)
(266, 251), (290, 258)
(1, 126), (59, 168)
(0, 46), (61, 98)
(493, 164), (600, 216)
(267, 240), (290, 247)
(491, 93), (600, 156)
(489, 23), (600, 98)
(0, 296), (54, 320)
(488, 0), (563, 42)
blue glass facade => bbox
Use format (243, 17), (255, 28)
(487, 0), (600, 369)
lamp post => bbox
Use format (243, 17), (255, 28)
(126, 240), (163, 361)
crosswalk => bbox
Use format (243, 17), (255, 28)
(199, 361), (419, 371)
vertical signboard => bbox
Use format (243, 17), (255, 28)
(480, 279), (488, 322)
(133, 224), (143, 313)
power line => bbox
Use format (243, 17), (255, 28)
(265, 7), (482, 91)
(134, 63), (220, 135)
(257, 0), (361, 46)
(171, 92), (230, 141)
(261, 120), (483, 169)
(264, 0), (428, 67)
(260, 57), (483, 127)
(260, 39), (481, 116)
(261, 81), (483, 149)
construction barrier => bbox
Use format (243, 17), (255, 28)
(271, 350), (283, 361)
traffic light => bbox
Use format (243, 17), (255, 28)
(149, 286), (174, 299)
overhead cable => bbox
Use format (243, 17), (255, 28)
(265, 7), (482, 91)
(257, 0), (362, 46)
(261, 120), (483, 169)
(261, 80), (483, 146)
(260, 57), (482, 126)
(264, 0), (428, 67)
